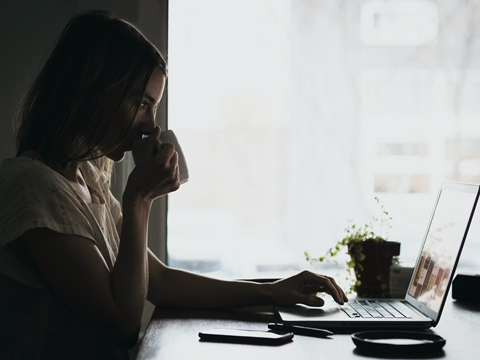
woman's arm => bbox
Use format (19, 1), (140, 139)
(21, 200), (151, 349)
(21, 128), (180, 348)
(146, 249), (347, 309)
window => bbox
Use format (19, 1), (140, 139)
(361, 0), (439, 46)
(167, 0), (480, 282)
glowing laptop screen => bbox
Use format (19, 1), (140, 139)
(408, 187), (477, 312)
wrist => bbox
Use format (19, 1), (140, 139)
(256, 281), (275, 305)
(122, 189), (152, 213)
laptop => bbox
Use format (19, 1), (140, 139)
(276, 181), (480, 330)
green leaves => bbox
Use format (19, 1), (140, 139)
(304, 251), (310, 262)
(304, 197), (393, 295)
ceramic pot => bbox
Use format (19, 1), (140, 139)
(348, 241), (401, 297)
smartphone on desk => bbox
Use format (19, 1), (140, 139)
(198, 329), (293, 345)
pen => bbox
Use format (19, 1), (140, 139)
(268, 323), (333, 338)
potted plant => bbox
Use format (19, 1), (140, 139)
(305, 197), (400, 297)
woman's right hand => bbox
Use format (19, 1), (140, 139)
(125, 126), (180, 203)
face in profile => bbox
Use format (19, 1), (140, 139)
(102, 68), (166, 162)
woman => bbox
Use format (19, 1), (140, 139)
(0, 10), (347, 359)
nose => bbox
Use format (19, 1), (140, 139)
(138, 109), (157, 135)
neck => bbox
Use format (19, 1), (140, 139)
(18, 150), (83, 184)
(49, 161), (83, 184)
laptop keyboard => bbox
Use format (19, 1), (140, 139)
(339, 300), (410, 318)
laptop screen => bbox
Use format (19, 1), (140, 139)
(407, 183), (479, 315)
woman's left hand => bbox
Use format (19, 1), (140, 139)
(268, 271), (348, 307)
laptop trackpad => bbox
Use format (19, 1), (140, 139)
(276, 300), (344, 320)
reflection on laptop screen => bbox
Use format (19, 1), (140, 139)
(407, 188), (477, 312)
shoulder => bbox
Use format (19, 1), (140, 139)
(0, 157), (80, 205)
(0, 157), (61, 189)
(0, 158), (96, 246)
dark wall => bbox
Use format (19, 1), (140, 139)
(0, 0), (166, 160)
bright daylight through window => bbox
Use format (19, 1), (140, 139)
(167, 0), (480, 283)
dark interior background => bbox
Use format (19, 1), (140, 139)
(0, 0), (167, 161)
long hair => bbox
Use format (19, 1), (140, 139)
(14, 10), (167, 183)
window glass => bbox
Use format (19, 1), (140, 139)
(168, 0), (480, 281)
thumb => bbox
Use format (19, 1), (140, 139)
(296, 294), (325, 307)
(143, 126), (161, 158)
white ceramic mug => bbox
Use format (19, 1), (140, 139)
(131, 130), (189, 184)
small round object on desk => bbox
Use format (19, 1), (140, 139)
(351, 330), (446, 354)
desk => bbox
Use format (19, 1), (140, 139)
(136, 298), (480, 360)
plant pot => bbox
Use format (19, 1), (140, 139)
(348, 241), (401, 297)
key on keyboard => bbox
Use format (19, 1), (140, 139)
(340, 300), (407, 318)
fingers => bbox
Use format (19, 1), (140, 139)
(301, 271), (348, 305)
(157, 144), (178, 172)
(169, 152), (180, 178)
(320, 275), (348, 303)
(157, 145), (180, 191)
(154, 144), (178, 175)
(299, 293), (325, 307)
(128, 131), (180, 200)
(157, 142), (175, 159)
(270, 271), (349, 309)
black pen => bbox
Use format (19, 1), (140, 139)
(268, 323), (333, 338)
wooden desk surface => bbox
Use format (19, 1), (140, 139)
(136, 298), (480, 360)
